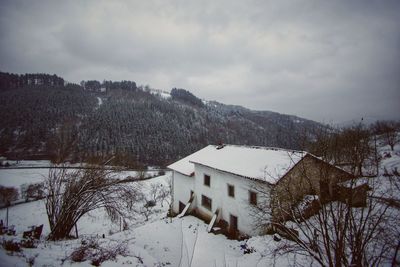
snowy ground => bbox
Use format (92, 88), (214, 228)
(0, 168), (48, 188)
(0, 217), (287, 267)
(0, 207), (293, 267)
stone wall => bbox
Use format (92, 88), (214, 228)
(271, 154), (353, 221)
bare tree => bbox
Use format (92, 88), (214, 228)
(149, 183), (161, 203)
(157, 181), (171, 208)
(45, 165), (138, 240)
(308, 124), (374, 176)
(335, 124), (372, 176)
(269, 177), (399, 267)
(373, 120), (399, 151)
(147, 180), (172, 207)
(250, 125), (400, 266)
(134, 185), (157, 222)
(141, 200), (156, 222)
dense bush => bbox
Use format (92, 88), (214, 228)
(67, 237), (128, 266)
(21, 183), (45, 201)
(0, 186), (18, 206)
(2, 240), (21, 252)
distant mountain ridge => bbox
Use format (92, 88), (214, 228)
(0, 72), (325, 166)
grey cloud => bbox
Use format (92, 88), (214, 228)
(0, 0), (399, 123)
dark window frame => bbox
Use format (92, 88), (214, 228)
(204, 174), (211, 187)
(227, 184), (235, 198)
(249, 190), (257, 206)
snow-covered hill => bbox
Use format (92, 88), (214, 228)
(0, 74), (324, 166)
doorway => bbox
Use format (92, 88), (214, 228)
(179, 201), (185, 214)
(229, 214), (238, 236)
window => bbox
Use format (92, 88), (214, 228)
(201, 195), (212, 210)
(204, 174), (211, 187)
(227, 184), (235, 198)
(249, 190), (257, 206)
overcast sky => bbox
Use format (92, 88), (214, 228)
(1, 0), (399, 124)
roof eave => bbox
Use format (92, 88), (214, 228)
(167, 167), (193, 177)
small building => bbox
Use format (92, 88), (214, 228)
(168, 145), (352, 237)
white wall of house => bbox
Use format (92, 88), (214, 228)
(172, 164), (272, 236)
(194, 164), (267, 236)
(172, 171), (195, 213)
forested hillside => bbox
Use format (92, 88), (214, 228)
(0, 72), (324, 166)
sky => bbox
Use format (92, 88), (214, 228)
(0, 0), (399, 124)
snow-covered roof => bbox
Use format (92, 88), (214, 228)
(167, 145), (306, 184)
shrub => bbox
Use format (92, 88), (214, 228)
(145, 200), (156, 208)
(21, 182), (45, 201)
(25, 255), (37, 266)
(2, 239), (21, 252)
(91, 242), (128, 266)
(70, 246), (88, 262)
(26, 183), (45, 200)
(21, 238), (37, 249)
(67, 237), (128, 266)
(0, 186), (18, 206)
(240, 242), (256, 254)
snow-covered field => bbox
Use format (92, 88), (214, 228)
(0, 168), (48, 188)
(1, 160), (52, 168)
(0, 164), (161, 201)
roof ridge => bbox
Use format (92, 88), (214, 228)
(214, 144), (307, 154)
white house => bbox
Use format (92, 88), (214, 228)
(168, 144), (352, 237)
(168, 145), (306, 237)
